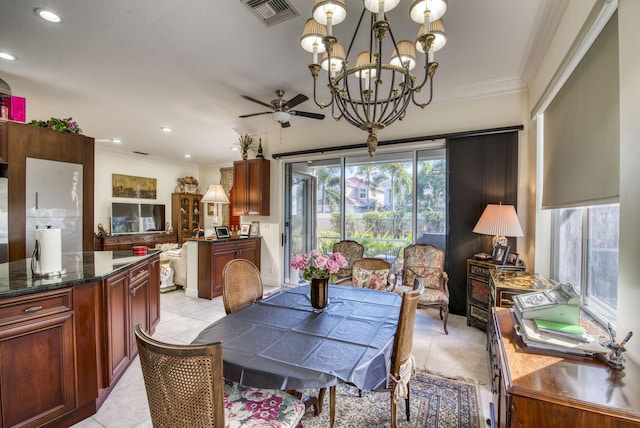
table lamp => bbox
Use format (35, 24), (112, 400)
(473, 203), (524, 251)
(201, 184), (229, 226)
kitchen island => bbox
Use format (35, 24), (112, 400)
(0, 250), (161, 428)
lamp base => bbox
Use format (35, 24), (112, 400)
(492, 235), (508, 248)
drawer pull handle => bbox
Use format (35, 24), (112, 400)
(131, 288), (136, 296)
(24, 305), (43, 313)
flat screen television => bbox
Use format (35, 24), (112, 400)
(111, 202), (166, 235)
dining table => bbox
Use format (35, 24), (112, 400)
(192, 283), (401, 413)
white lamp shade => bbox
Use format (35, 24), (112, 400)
(410, 0), (448, 24)
(415, 20), (447, 53)
(363, 0), (401, 14)
(321, 42), (346, 72)
(300, 18), (327, 53)
(473, 204), (524, 237)
(390, 40), (417, 70)
(312, 0), (347, 26)
(201, 184), (229, 204)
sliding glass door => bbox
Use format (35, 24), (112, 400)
(283, 145), (446, 284)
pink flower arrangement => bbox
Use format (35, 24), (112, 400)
(290, 249), (348, 280)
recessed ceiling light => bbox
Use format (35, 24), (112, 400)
(161, 127), (172, 133)
(231, 147), (239, 151)
(35, 8), (61, 23)
(111, 138), (122, 144)
(0, 52), (16, 61)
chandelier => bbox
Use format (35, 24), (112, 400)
(300, 0), (447, 157)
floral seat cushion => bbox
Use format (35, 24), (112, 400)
(352, 265), (391, 290)
(224, 381), (305, 428)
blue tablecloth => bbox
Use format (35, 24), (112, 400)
(192, 284), (401, 390)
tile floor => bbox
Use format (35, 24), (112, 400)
(72, 286), (492, 427)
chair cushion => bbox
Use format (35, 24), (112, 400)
(224, 381), (305, 428)
(352, 265), (390, 290)
(405, 267), (442, 289)
(394, 285), (448, 306)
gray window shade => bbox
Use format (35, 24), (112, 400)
(542, 13), (619, 209)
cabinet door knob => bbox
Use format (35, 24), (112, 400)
(24, 305), (42, 313)
(130, 287), (137, 296)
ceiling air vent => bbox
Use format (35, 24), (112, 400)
(242, 0), (299, 27)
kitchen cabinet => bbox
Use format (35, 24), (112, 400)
(172, 193), (203, 244)
(100, 256), (157, 400)
(232, 159), (270, 216)
(196, 237), (261, 299)
(1, 121), (94, 261)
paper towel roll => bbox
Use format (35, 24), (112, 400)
(34, 228), (62, 275)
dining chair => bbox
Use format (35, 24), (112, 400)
(332, 240), (364, 284)
(395, 244), (450, 334)
(222, 258), (263, 314)
(134, 325), (305, 428)
(340, 257), (396, 292)
(329, 280), (424, 428)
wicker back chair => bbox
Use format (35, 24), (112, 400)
(332, 240), (364, 284)
(341, 257), (396, 292)
(135, 325), (305, 427)
(396, 244), (450, 334)
(329, 281), (424, 428)
(222, 258), (263, 314)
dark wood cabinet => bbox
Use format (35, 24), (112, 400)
(197, 238), (261, 299)
(172, 193), (203, 244)
(1, 121), (94, 261)
(0, 289), (76, 427)
(99, 256), (158, 404)
(489, 308), (640, 428)
(94, 232), (177, 251)
(232, 159), (270, 216)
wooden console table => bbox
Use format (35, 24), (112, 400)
(488, 307), (640, 427)
(94, 232), (178, 251)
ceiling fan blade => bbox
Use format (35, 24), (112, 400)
(290, 110), (325, 120)
(284, 94), (308, 109)
(241, 95), (273, 109)
(239, 111), (272, 118)
(281, 121), (291, 128)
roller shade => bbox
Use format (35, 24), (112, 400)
(542, 13), (619, 209)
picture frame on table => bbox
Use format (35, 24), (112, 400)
(207, 203), (215, 216)
(506, 251), (519, 266)
(250, 221), (260, 237)
(492, 245), (510, 265)
(214, 226), (230, 239)
(240, 224), (251, 236)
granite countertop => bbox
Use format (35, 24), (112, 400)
(0, 249), (161, 300)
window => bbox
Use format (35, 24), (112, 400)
(552, 204), (619, 325)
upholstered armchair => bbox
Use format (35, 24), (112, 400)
(396, 244), (449, 334)
(332, 240), (364, 284)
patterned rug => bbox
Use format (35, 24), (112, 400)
(300, 372), (482, 427)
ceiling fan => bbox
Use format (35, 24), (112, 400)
(239, 90), (325, 128)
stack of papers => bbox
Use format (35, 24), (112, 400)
(534, 319), (589, 342)
(514, 315), (609, 357)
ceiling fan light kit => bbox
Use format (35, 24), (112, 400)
(300, 0), (448, 157)
(239, 89), (325, 129)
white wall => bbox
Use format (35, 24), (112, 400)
(94, 149), (200, 233)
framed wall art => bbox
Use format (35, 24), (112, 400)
(112, 174), (157, 199)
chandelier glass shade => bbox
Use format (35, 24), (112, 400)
(300, 0), (448, 157)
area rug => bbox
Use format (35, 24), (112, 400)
(300, 372), (482, 428)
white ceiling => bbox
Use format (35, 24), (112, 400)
(0, 0), (566, 165)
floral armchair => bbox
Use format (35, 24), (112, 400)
(332, 240), (364, 284)
(396, 244), (449, 334)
